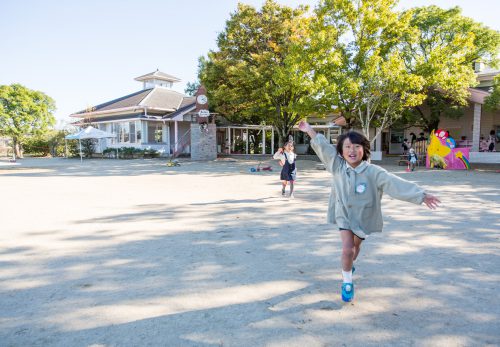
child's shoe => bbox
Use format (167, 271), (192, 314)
(341, 282), (354, 302)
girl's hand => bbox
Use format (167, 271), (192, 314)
(298, 120), (312, 133)
(277, 148), (283, 153)
(298, 120), (317, 139)
(423, 194), (440, 210)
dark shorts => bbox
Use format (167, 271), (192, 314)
(339, 228), (365, 240)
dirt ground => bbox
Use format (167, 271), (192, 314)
(0, 157), (499, 347)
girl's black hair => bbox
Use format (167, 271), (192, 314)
(336, 131), (371, 161)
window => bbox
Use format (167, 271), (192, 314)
(130, 122), (136, 143)
(111, 123), (119, 144)
(118, 122), (130, 143)
(136, 121), (142, 143)
(391, 130), (404, 143)
(155, 127), (162, 143)
(147, 123), (164, 143)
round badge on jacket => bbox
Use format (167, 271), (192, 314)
(356, 183), (367, 194)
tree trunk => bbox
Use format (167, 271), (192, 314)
(426, 117), (440, 134)
(13, 137), (23, 158)
(277, 133), (284, 148)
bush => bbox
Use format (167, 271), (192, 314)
(67, 140), (80, 158)
(144, 148), (159, 158)
(24, 130), (79, 157)
(23, 137), (50, 156)
(81, 139), (96, 158)
(134, 148), (144, 158)
(103, 148), (117, 158)
(118, 147), (137, 159)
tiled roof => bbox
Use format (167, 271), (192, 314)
(73, 88), (191, 118)
(140, 88), (186, 109)
(163, 101), (196, 120)
(468, 88), (490, 104)
(134, 69), (181, 82)
(179, 96), (196, 108)
(74, 89), (152, 114)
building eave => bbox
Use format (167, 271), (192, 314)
(70, 106), (176, 119)
(468, 88), (491, 104)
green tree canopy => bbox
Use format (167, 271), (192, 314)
(199, 0), (318, 144)
(399, 5), (500, 131)
(0, 83), (56, 157)
(484, 75), (500, 112)
(184, 81), (201, 96)
(308, 0), (427, 140)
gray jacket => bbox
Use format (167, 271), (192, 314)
(311, 134), (426, 238)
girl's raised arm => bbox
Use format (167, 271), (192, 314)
(298, 120), (317, 139)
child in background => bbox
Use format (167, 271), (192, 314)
(408, 148), (418, 171)
(402, 139), (409, 155)
(273, 141), (297, 198)
(298, 120), (440, 302)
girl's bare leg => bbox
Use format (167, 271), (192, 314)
(340, 230), (355, 271)
(353, 235), (363, 261)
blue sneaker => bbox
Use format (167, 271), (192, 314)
(341, 282), (354, 302)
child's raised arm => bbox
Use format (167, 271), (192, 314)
(298, 120), (317, 139)
(299, 120), (339, 173)
(273, 147), (284, 160)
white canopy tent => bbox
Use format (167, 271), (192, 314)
(65, 126), (116, 162)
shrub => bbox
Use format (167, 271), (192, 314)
(144, 148), (159, 158)
(81, 139), (96, 158)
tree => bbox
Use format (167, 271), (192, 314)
(184, 81), (200, 96)
(399, 5), (500, 131)
(484, 75), (500, 112)
(309, 0), (427, 141)
(0, 84), (56, 157)
(199, 0), (318, 145)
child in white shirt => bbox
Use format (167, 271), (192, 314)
(273, 141), (297, 198)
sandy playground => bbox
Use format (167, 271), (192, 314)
(0, 157), (499, 347)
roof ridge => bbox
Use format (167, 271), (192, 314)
(77, 89), (153, 114)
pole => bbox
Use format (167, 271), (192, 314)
(79, 139), (83, 162)
(271, 127), (274, 154)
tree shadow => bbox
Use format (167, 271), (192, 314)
(1, 161), (499, 346)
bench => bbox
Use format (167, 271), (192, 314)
(398, 155), (408, 166)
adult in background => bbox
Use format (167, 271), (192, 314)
(417, 132), (427, 142)
(409, 132), (417, 147)
(488, 130), (497, 152)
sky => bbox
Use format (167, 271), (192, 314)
(1, 0), (499, 127)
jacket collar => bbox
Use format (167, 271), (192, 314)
(345, 160), (369, 174)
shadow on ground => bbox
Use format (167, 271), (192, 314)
(0, 158), (499, 346)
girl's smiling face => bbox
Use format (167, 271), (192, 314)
(284, 143), (294, 152)
(342, 138), (364, 167)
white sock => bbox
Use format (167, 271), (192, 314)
(342, 270), (352, 283)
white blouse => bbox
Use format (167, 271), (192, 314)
(273, 151), (296, 165)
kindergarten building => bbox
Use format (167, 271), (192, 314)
(70, 70), (196, 156)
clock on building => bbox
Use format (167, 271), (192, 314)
(196, 94), (208, 105)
